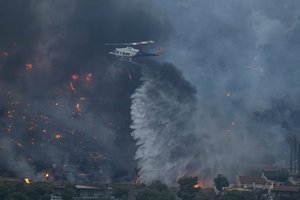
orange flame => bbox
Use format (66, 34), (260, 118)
(55, 132), (62, 139)
(24, 178), (31, 184)
(193, 183), (201, 189)
(45, 172), (49, 178)
(75, 103), (81, 111)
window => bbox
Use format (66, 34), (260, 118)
(87, 190), (94, 197)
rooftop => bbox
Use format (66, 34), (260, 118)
(75, 185), (101, 190)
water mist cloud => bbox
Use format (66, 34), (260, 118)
(131, 62), (196, 184)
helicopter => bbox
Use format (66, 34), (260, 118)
(105, 40), (164, 64)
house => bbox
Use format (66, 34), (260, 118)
(262, 168), (288, 183)
(271, 185), (300, 200)
(72, 184), (113, 199)
(235, 175), (270, 190)
(52, 184), (113, 200)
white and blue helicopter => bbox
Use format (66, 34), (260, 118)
(105, 40), (164, 64)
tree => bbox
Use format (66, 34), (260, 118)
(214, 174), (229, 192)
(136, 188), (175, 200)
(197, 189), (216, 200)
(39, 194), (51, 200)
(25, 182), (52, 200)
(177, 176), (201, 200)
(136, 180), (175, 200)
(62, 184), (76, 200)
(4, 192), (30, 200)
(221, 191), (255, 200)
(113, 186), (129, 200)
(0, 182), (18, 199)
(149, 180), (168, 192)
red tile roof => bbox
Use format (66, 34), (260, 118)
(237, 176), (267, 185)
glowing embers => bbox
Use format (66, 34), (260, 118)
(193, 183), (202, 189)
(75, 103), (81, 111)
(54, 132), (63, 140)
(25, 63), (33, 70)
(71, 74), (79, 80)
(44, 172), (50, 179)
(85, 73), (92, 81)
(24, 178), (31, 184)
(6, 110), (14, 118)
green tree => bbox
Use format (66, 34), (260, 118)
(177, 176), (201, 200)
(149, 180), (168, 192)
(62, 183), (76, 200)
(25, 182), (52, 199)
(136, 188), (175, 200)
(221, 191), (255, 200)
(113, 186), (129, 200)
(0, 181), (20, 199)
(136, 180), (175, 200)
(197, 189), (216, 200)
(214, 174), (229, 191)
(39, 194), (51, 200)
(4, 192), (30, 200)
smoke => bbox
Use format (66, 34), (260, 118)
(0, 0), (170, 182)
(137, 0), (300, 182)
(2, 0), (300, 185)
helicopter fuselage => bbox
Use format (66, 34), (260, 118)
(109, 46), (139, 58)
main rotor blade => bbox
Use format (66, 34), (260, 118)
(104, 40), (154, 46)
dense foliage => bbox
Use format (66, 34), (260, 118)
(214, 174), (229, 191)
(177, 176), (201, 200)
(136, 180), (176, 200)
(221, 191), (256, 200)
(0, 180), (71, 200)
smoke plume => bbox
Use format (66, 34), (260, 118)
(0, 0), (170, 182)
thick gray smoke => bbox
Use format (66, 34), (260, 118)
(0, 0), (170, 182)
(130, 0), (300, 184)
